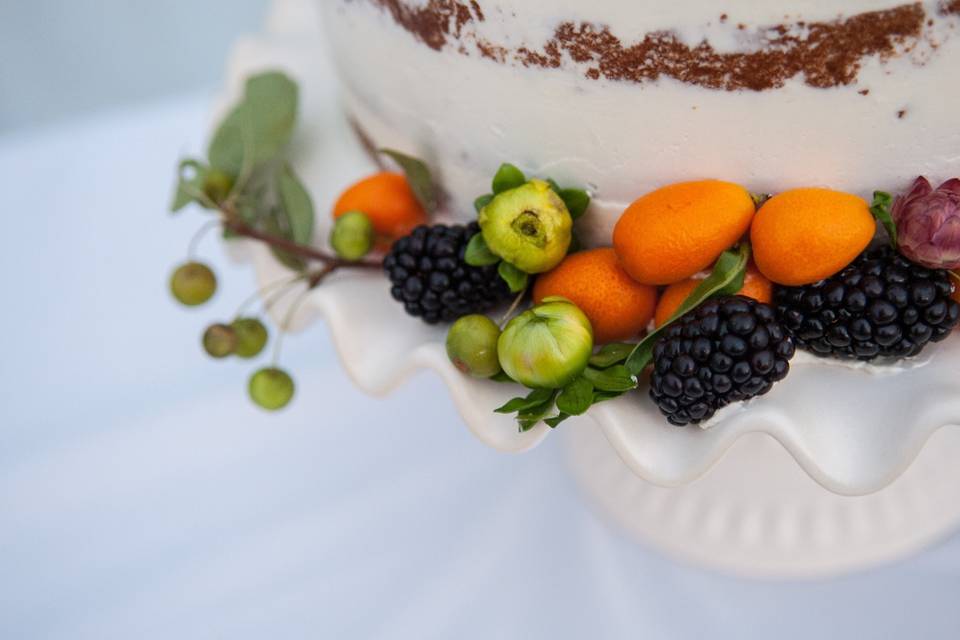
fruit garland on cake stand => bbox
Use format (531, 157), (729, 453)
(167, 70), (960, 577)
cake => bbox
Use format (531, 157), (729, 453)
(321, 0), (960, 245)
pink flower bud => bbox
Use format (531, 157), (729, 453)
(892, 176), (960, 270)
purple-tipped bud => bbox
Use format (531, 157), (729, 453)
(892, 176), (960, 270)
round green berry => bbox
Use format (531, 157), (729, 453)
(330, 210), (374, 261)
(170, 262), (217, 306)
(232, 317), (269, 358)
(248, 367), (295, 411)
(446, 314), (502, 378)
(202, 323), (238, 358)
(203, 169), (234, 204)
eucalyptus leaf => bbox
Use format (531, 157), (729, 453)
(498, 261), (529, 293)
(560, 188), (590, 219)
(556, 377), (594, 416)
(276, 164), (314, 245)
(870, 190), (898, 248)
(583, 365), (637, 393)
(474, 193), (493, 213)
(494, 387), (553, 414)
(208, 71), (298, 176)
(625, 243), (751, 375)
(492, 163), (526, 194)
(380, 148), (438, 213)
(589, 342), (635, 368)
(464, 233), (500, 267)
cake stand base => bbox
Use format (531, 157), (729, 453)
(564, 423), (960, 579)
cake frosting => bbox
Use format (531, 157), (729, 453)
(321, 1), (960, 244)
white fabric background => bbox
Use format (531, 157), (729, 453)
(1, 55), (959, 640)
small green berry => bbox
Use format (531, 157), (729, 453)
(232, 317), (269, 358)
(203, 323), (238, 358)
(203, 169), (234, 205)
(446, 314), (502, 378)
(170, 261), (217, 306)
(248, 367), (295, 411)
(330, 210), (374, 261)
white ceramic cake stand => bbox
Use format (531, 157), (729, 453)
(216, 1), (960, 578)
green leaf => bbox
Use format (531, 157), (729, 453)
(625, 243), (751, 375)
(546, 178), (562, 194)
(492, 163), (526, 194)
(589, 343), (635, 368)
(208, 71), (298, 176)
(464, 233), (500, 267)
(592, 390), (625, 404)
(560, 188), (590, 219)
(494, 387), (553, 414)
(380, 148), (438, 213)
(870, 190), (898, 248)
(498, 261), (529, 293)
(544, 413), (570, 428)
(556, 377), (594, 416)
(517, 390), (559, 432)
(474, 193), (493, 213)
(171, 159), (210, 212)
(277, 164), (314, 245)
(582, 365), (637, 393)
(490, 370), (514, 383)
(263, 204), (306, 272)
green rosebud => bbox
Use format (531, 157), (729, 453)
(478, 179), (572, 274)
(170, 261), (217, 306)
(497, 297), (593, 389)
(202, 323), (238, 358)
(330, 210), (374, 261)
(248, 367), (295, 411)
(446, 314), (502, 378)
(232, 317), (268, 358)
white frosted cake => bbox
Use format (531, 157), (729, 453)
(321, 0), (960, 244)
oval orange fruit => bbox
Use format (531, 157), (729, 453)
(613, 180), (756, 285)
(751, 188), (874, 286)
(532, 248), (658, 344)
(333, 172), (427, 239)
(653, 263), (772, 328)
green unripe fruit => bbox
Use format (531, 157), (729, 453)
(446, 314), (502, 378)
(202, 323), (238, 358)
(330, 210), (374, 261)
(170, 261), (217, 306)
(248, 367), (295, 411)
(497, 296), (593, 389)
(478, 179), (572, 274)
(203, 169), (234, 204)
(232, 317), (269, 358)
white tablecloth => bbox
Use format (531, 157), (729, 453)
(1, 95), (959, 639)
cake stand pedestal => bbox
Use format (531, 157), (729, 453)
(564, 422), (960, 578)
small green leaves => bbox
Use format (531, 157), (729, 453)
(171, 159), (212, 212)
(625, 244), (751, 375)
(588, 342), (634, 368)
(277, 164), (314, 245)
(474, 194), (494, 213)
(495, 387), (555, 414)
(492, 163), (526, 194)
(582, 365), (637, 393)
(208, 71), (298, 176)
(556, 376), (594, 416)
(559, 188), (590, 219)
(380, 148), (438, 214)
(870, 190), (898, 248)
(498, 261), (529, 293)
(464, 233), (500, 267)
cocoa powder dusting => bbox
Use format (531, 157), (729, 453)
(363, 1), (947, 91)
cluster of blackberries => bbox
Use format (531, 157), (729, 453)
(773, 246), (960, 360)
(384, 223), (512, 324)
(650, 296), (796, 426)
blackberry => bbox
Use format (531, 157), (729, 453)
(650, 296), (796, 426)
(384, 223), (512, 324)
(774, 246), (960, 361)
